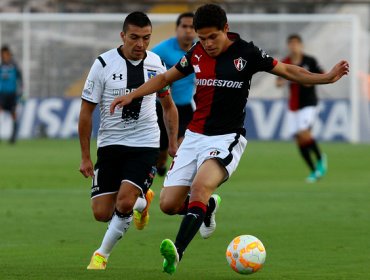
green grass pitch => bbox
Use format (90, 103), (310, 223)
(0, 139), (369, 279)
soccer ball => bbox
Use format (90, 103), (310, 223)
(226, 235), (266, 275)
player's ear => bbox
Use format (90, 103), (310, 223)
(223, 23), (229, 33)
(120, 31), (125, 41)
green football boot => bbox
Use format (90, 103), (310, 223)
(160, 239), (179, 275)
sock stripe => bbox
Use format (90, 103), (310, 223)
(188, 201), (207, 213)
(115, 209), (133, 218)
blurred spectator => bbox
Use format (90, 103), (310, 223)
(152, 12), (196, 176)
(0, 45), (22, 143)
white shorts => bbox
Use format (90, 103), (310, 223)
(164, 129), (248, 187)
(287, 106), (317, 136)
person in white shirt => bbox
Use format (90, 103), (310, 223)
(78, 11), (178, 270)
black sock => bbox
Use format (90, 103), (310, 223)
(299, 144), (315, 172)
(177, 195), (190, 215)
(10, 121), (17, 143)
(175, 201), (206, 260)
(307, 139), (322, 161)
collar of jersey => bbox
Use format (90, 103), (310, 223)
(227, 32), (241, 42)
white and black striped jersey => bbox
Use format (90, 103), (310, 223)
(82, 47), (169, 148)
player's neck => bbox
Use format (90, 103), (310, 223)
(177, 39), (192, 52)
(222, 38), (234, 53)
(290, 53), (303, 65)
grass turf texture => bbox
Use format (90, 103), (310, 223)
(0, 139), (369, 279)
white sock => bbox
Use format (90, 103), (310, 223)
(133, 197), (147, 212)
(95, 210), (132, 258)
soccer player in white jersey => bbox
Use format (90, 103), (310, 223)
(110, 4), (349, 275)
(78, 12), (178, 270)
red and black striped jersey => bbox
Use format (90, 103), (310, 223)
(175, 32), (277, 136)
(282, 55), (323, 111)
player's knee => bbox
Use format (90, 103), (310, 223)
(159, 199), (179, 215)
(116, 195), (137, 214)
(297, 132), (312, 146)
(159, 190), (180, 215)
(92, 209), (113, 222)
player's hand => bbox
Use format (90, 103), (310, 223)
(327, 60), (349, 83)
(79, 158), (94, 178)
(110, 95), (133, 114)
(168, 143), (178, 158)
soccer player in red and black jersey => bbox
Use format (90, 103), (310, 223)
(111, 4), (349, 274)
(277, 34), (327, 183)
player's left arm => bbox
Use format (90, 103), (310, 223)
(159, 93), (179, 157)
(270, 60), (349, 85)
(15, 64), (23, 99)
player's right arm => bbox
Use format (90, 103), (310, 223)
(78, 58), (104, 178)
(79, 100), (96, 178)
(110, 66), (184, 113)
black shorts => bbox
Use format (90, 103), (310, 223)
(91, 145), (159, 198)
(156, 101), (193, 151)
(0, 94), (17, 112)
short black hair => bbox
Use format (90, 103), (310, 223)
(194, 4), (227, 31)
(1, 45), (10, 53)
(122, 11), (152, 32)
(176, 12), (194, 27)
(287, 34), (303, 43)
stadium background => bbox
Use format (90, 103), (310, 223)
(0, 0), (369, 142)
(0, 1), (369, 280)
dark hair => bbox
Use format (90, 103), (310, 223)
(122, 11), (152, 32)
(1, 45), (10, 53)
(194, 4), (227, 31)
(176, 12), (194, 27)
(287, 34), (303, 43)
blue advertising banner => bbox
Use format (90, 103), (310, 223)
(0, 98), (351, 141)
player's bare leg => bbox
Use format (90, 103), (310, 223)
(87, 182), (140, 270)
(160, 159), (226, 274)
(160, 185), (190, 215)
(91, 193), (117, 222)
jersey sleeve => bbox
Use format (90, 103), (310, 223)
(81, 59), (104, 104)
(250, 43), (277, 73)
(311, 57), (324, 74)
(175, 45), (195, 76)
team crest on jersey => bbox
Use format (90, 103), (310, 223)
(210, 149), (221, 156)
(147, 70), (157, 79)
(234, 57), (247, 71)
(180, 56), (188, 67)
(83, 80), (94, 95)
